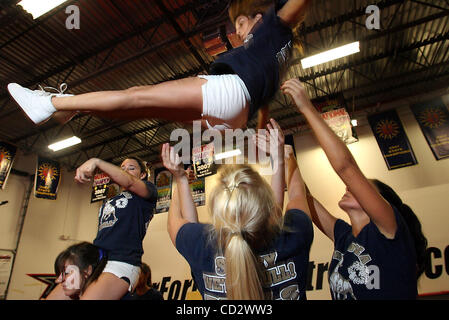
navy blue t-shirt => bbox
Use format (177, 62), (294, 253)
(328, 204), (417, 300)
(176, 209), (313, 300)
(209, 4), (293, 120)
(93, 181), (157, 266)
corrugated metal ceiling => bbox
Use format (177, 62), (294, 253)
(0, 0), (448, 170)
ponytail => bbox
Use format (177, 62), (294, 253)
(209, 164), (283, 300)
(225, 234), (265, 300)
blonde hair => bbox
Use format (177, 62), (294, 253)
(209, 164), (283, 300)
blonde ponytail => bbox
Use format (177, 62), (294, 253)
(209, 164), (283, 300)
(225, 234), (265, 300)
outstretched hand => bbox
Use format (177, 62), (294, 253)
(281, 79), (313, 114)
(161, 143), (185, 178)
(252, 118), (285, 157)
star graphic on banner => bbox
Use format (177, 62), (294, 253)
(27, 274), (57, 299)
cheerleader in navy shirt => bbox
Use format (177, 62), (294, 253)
(73, 156), (157, 300)
(161, 118), (313, 300)
(8, 0), (309, 131)
(281, 78), (428, 300)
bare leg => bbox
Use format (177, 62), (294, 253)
(52, 77), (206, 122)
(79, 272), (129, 300)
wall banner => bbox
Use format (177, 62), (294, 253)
(35, 157), (61, 200)
(91, 170), (116, 203)
(154, 167), (172, 214)
(185, 164), (205, 207)
(367, 109), (418, 170)
(0, 141), (17, 190)
(410, 97), (449, 160)
(192, 143), (216, 179)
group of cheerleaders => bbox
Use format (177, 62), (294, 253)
(8, 0), (427, 300)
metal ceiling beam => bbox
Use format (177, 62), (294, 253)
(53, 122), (165, 160)
(304, 0), (404, 34)
(299, 32), (449, 82)
(0, 1), (204, 101)
(155, 0), (209, 72)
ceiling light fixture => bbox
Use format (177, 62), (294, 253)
(301, 41), (360, 69)
(48, 136), (81, 152)
(18, 0), (68, 19)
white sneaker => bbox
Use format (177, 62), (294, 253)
(7, 83), (73, 125)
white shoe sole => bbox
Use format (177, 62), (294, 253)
(7, 83), (52, 125)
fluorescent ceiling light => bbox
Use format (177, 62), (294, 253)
(301, 42), (360, 69)
(351, 119), (358, 127)
(214, 149), (242, 161)
(18, 0), (68, 19)
(48, 136), (81, 152)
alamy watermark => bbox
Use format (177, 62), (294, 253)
(171, 121), (281, 176)
(366, 5), (381, 30)
(65, 5), (80, 30)
(58, 265), (81, 290)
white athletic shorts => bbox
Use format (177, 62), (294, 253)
(198, 74), (251, 131)
(102, 260), (141, 292)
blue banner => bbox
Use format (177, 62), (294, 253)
(410, 97), (449, 160)
(367, 109), (417, 170)
(35, 157), (61, 200)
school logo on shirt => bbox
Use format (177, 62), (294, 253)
(202, 251), (300, 300)
(98, 191), (132, 231)
(329, 242), (380, 300)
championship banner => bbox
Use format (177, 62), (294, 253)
(192, 143), (216, 178)
(154, 167), (172, 213)
(185, 164), (206, 207)
(410, 97), (449, 160)
(367, 109), (418, 170)
(35, 157), (61, 200)
(312, 93), (346, 113)
(91, 170), (115, 203)
(192, 142), (217, 178)
(0, 141), (17, 190)
(321, 108), (358, 144)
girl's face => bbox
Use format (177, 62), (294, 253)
(121, 159), (144, 179)
(56, 261), (82, 298)
(234, 14), (262, 43)
(338, 187), (362, 212)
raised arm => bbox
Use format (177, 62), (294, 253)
(281, 79), (397, 238)
(75, 158), (152, 199)
(253, 118), (285, 209)
(161, 143), (198, 245)
(284, 145), (309, 218)
(277, 0), (310, 28)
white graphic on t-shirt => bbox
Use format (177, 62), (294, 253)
(330, 242), (380, 300)
(329, 250), (356, 300)
(98, 192), (132, 231)
(348, 261), (370, 285)
(202, 251), (299, 300)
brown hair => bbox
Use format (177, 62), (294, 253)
(135, 262), (152, 296)
(125, 156), (148, 180)
(228, 0), (273, 24)
(54, 242), (107, 296)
